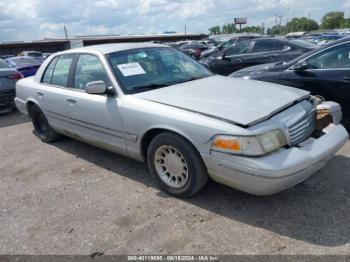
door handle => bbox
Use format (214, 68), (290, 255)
(65, 98), (76, 105)
(36, 91), (44, 98)
(344, 76), (350, 81)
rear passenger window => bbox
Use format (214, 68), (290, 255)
(273, 41), (285, 51)
(51, 54), (74, 87)
(42, 57), (57, 84)
(253, 41), (276, 53)
(74, 54), (110, 90)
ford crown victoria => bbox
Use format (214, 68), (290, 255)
(14, 43), (348, 197)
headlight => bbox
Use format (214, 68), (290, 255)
(257, 130), (287, 154)
(212, 130), (287, 156)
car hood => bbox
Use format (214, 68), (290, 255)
(134, 75), (309, 126)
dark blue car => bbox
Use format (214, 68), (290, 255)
(5, 56), (41, 77)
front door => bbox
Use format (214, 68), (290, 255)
(63, 53), (126, 154)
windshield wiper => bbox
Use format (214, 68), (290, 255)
(171, 76), (207, 85)
(131, 83), (170, 92)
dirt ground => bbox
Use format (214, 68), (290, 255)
(0, 111), (349, 255)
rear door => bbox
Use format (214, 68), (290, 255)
(279, 42), (350, 124)
(38, 54), (77, 131)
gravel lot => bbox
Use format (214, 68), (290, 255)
(0, 111), (350, 255)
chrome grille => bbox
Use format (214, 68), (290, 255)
(288, 109), (316, 146)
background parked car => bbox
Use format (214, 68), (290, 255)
(0, 59), (23, 113)
(200, 35), (261, 59)
(200, 37), (318, 75)
(314, 34), (345, 46)
(179, 41), (209, 60)
(42, 53), (52, 60)
(1, 54), (15, 59)
(5, 56), (41, 77)
(300, 33), (345, 46)
(198, 40), (216, 47)
(20, 51), (44, 63)
(230, 37), (350, 127)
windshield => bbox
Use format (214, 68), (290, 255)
(107, 47), (213, 94)
(286, 40), (345, 66)
(28, 52), (43, 58)
(7, 57), (40, 67)
(290, 39), (318, 49)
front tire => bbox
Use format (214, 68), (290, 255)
(31, 104), (60, 142)
(147, 132), (208, 198)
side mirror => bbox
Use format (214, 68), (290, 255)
(221, 52), (230, 60)
(85, 80), (107, 94)
(292, 61), (309, 71)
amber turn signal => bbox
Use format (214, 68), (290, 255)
(213, 137), (241, 151)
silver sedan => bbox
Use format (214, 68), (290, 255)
(14, 43), (349, 197)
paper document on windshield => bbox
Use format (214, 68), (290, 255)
(117, 62), (146, 76)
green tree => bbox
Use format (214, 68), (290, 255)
(209, 26), (221, 35)
(267, 26), (282, 35)
(321, 12), (345, 29)
(241, 26), (263, 34)
(286, 17), (319, 32)
(222, 23), (237, 34)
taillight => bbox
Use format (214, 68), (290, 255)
(194, 49), (202, 56)
(8, 72), (23, 80)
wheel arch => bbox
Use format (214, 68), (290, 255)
(140, 127), (200, 161)
(26, 99), (38, 118)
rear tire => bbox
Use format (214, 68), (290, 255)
(147, 132), (208, 198)
(31, 104), (60, 142)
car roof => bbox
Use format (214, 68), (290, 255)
(63, 42), (167, 55)
(254, 37), (287, 42)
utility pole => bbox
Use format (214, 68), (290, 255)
(275, 15), (278, 28)
(64, 25), (68, 41)
(278, 15), (283, 35)
(184, 24), (187, 35)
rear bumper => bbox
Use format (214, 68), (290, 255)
(0, 89), (16, 113)
(202, 124), (349, 195)
(14, 97), (28, 114)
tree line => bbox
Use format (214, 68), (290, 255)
(209, 12), (350, 35)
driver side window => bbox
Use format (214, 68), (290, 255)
(225, 41), (250, 56)
(74, 54), (110, 90)
(306, 44), (350, 69)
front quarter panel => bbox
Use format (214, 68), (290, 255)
(121, 95), (250, 161)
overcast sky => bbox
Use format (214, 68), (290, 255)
(1, 0), (350, 42)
